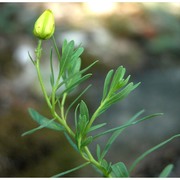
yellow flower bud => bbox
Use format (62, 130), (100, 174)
(33, 9), (55, 40)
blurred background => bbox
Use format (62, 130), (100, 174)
(0, 2), (180, 177)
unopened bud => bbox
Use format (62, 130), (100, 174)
(33, 9), (55, 40)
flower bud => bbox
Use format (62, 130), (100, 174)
(33, 9), (55, 40)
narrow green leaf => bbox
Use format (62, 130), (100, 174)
(52, 36), (61, 61)
(81, 136), (93, 147)
(22, 119), (62, 136)
(49, 47), (54, 86)
(97, 83), (140, 119)
(129, 134), (180, 173)
(67, 58), (81, 82)
(65, 85), (91, 118)
(106, 82), (140, 106)
(27, 108), (64, 131)
(80, 60), (98, 74)
(100, 110), (145, 160)
(52, 162), (90, 177)
(60, 40), (74, 75)
(111, 162), (129, 177)
(159, 164), (174, 177)
(64, 132), (78, 152)
(96, 144), (101, 161)
(116, 75), (131, 91)
(101, 159), (112, 174)
(94, 112), (163, 139)
(28, 51), (35, 65)
(102, 69), (114, 101)
(77, 115), (89, 136)
(56, 60), (98, 92)
(62, 39), (68, 53)
(71, 47), (84, 62)
(74, 103), (80, 130)
(58, 74), (92, 98)
(109, 66), (126, 94)
(88, 123), (107, 133)
(80, 100), (89, 121)
(22, 125), (45, 136)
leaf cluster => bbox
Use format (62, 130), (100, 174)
(75, 101), (93, 150)
(93, 66), (140, 120)
(50, 39), (97, 99)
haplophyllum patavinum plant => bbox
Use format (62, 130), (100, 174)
(22, 9), (180, 177)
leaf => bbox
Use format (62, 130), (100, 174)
(106, 82), (140, 106)
(94, 112), (163, 139)
(96, 82), (140, 119)
(79, 100), (89, 121)
(49, 47), (54, 86)
(77, 115), (89, 137)
(52, 162), (90, 177)
(27, 108), (64, 131)
(74, 104), (80, 131)
(109, 66), (126, 94)
(28, 51), (35, 65)
(22, 119), (60, 136)
(62, 39), (68, 53)
(100, 110), (145, 160)
(64, 132), (79, 152)
(101, 159), (112, 174)
(58, 74), (92, 98)
(55, 60), (97, 93)
(65, 85), (92, 118)
(71, 47), (84, 62)
(88, 123), (107, 132)
(129, 134), (180, 173)
(60, 40), (75, 75)
(159, 164), (174, 177)
(102, 69), (114, 101)
(96, 144), (101, 161)
(111, 162), (129, 177)
(81, 136), (93, 147)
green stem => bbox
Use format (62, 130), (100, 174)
(87, 100), (106, 130)
(35, 40), (52, 109)
(60, 93), (67, 120)
(81, 147), (112, 177)
(34, 40), (74, 138)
